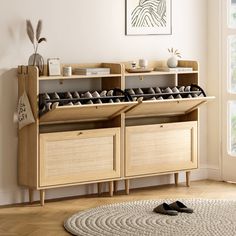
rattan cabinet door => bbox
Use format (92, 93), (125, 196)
(39, 128), (120, 187)
(125, 121), (197, 177)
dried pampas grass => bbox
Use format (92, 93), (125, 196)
(26, 19), (47, 56)
(26, 20), (34, 45)
(36, 20), (42, 41)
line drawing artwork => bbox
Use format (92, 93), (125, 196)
(131, 0), (167, 27)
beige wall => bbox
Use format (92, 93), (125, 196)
(0, 0), (209, 205)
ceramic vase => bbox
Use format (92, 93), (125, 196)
(167, 56), (178, 68)
(28, 53), (44, 76)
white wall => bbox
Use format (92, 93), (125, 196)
(0, 0), (208, 205)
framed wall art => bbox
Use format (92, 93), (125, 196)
(125, 0), (172, 35)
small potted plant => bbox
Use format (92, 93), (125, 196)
(26, 19), (47, 75)
(167, 48), (181, 68)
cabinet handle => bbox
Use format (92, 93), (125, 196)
(160, 125), (163, 128)
(77, 132), (83, 136)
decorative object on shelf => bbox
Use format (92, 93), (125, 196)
(131, 61), (137, 69)
(26, 19), (47, 76)
(125, 0), (172, 35)
(126, 68), (153, 73)
(63, 66), (72, 76)
(74, 67), (110, 75)
(167, 48), (181, 68)
(139, 59), (148, 68)
(155, 67), (193, 72)
(48, 58), (61, 76)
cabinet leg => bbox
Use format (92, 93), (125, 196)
(29, 189), (34, 204)
(40, 190), (45, 206)
(125, 179), (130, 195)
(114, 181), (118, 193)
(97, 183), (102, 195)
(174, 173), (179, 186)
(186, 171), (190, 187)
(109, 181), (114, 197)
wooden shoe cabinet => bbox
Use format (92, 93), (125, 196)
(17, 60), (214, 205)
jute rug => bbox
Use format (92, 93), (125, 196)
(64, 199), (236, 236)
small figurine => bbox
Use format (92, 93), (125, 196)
(131, 61), (137, 69)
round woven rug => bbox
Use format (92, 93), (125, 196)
(64, 199), (236, 236)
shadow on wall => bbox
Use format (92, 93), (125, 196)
(0, 68), (19, 203)
(0, 18), (28, 66)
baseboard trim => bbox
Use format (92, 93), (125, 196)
(207, 167), (222, 181)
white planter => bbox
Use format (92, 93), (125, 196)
(167, 56), (178, 68)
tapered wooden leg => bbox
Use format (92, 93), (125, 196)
(29, 189), (34, 204)
(125, 179), (130, 195)
(186, 171), (190, 187)
(40, 190), (45, 206)
(174, 173), (179, 186)
(97, 183), (102, 195)
(109, 181), (114, 197)
(114, 181), (118, 193)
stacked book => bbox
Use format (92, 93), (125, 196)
(155, 67), (193, 72)
(74, 67), (110, 75)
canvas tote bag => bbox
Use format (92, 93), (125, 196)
(17, 91), (35, 129)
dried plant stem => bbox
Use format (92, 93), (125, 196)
(26, 19), (47, 66)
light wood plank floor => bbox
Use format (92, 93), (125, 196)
(1, 180), (236, 236)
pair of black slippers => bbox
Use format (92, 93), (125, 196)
(153, 201), (193, 216)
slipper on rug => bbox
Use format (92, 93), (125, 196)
(169, 200), (193, 213)
(153, 202), (178, 216)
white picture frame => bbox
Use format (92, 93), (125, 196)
(125, 0), (172, 35)
(48, 58), (61, 76)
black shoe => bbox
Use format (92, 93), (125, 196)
(169, 201), (193, 213)
(153, 203), (178, 216)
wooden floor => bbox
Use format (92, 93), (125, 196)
(1, 180), (236, 236)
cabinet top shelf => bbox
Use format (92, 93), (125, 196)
(38, 73), (122, 81)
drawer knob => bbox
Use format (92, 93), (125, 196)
(77, 132), (83, 135)
(160, 125), (164, 128)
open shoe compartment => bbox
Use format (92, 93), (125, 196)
(124, 84), (206, 102)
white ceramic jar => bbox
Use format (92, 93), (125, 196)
(139, 59), (148, 68)
(167, 56), (178, 68)
(63, 66), (72, 76)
